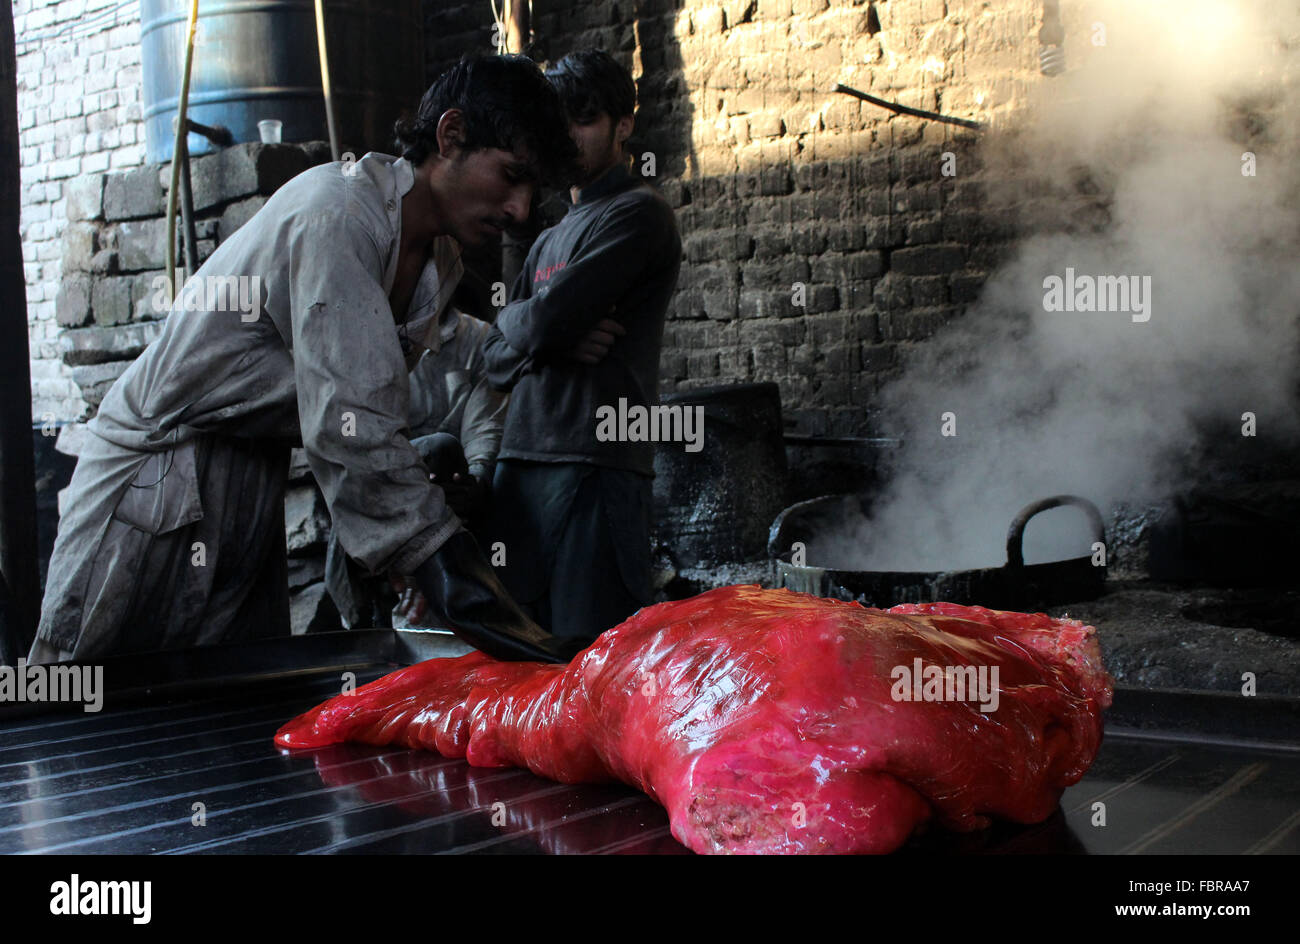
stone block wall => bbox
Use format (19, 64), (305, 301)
(16, 0), (146, 422)
(54, 141), (330, 412)
(55, 141), (340, 633)
(22, 0), (1056, 428)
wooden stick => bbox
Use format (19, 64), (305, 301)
(314, 0), (340, 161)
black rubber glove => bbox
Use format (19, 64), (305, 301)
(412, 531), (586, 663)
(437, 473), (489, 522)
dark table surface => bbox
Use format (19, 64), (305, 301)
(1, 666), (1297, 855)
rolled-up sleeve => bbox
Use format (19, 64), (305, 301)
(288, 213), (461, 576)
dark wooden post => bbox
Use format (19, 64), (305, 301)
(505, 0), (529, 56)
(0, 4), (41, 665)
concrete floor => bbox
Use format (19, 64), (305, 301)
(1048, 582), (1300, 697)
(664, 559), (1300, 697)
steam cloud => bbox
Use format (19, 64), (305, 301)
(812, 0), (1300, 572)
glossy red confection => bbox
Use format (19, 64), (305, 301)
(275, 585), (1112, 854)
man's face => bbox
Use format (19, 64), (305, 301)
(569, 113), (623, 184)
(434, 144), (538, 248)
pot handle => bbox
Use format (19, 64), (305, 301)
(1005, 495), (1106, 568)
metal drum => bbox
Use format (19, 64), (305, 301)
(653, 382), (788, 567)
(140, 0), (425, 162)
(770, 493), (1108, 610)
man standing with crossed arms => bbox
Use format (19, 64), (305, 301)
(483, 50), (682, 645)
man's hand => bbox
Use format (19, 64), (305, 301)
(566, 315), (626, 365)
(388, 575), (429, 624)
(398, 585), (429, 623)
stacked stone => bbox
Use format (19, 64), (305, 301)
(54, 142), (329, 410)
(24, 0), (1052, 442)
(53, 141), (337, 634)
(16, 0), (148, 421)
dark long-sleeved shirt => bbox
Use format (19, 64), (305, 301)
(483, 163), (681, 476)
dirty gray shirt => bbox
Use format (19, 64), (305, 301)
(407, 310), (508, 479)
(88, 152), (463, 576)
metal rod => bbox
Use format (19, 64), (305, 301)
(178, 131), (199, 278)
(184, 117), (232, 147)
(782, 435), (902, 447)
(833, 82), (985, 131)
(314, 0), (340, 161)
(166, 0), (201, 301)
(507, 0), (530, 55)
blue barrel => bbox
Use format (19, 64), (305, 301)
(140, 0), (425, 162)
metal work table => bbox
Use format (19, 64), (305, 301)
(1, 631), (1297, 854)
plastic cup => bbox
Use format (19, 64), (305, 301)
(258, 119), (282, 144)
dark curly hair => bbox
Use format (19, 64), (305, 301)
(394, 53), (578, 185)
(545, 49), (637, 125)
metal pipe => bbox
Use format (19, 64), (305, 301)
(1039, 0), (1066, 75)
(507, 0), (530, 55)
(179, 131), (199, 277)
(314, 0), (340, 161)
(165, 0), (201, 301)
(833, 82), (985, 131)
(184, 117), (233, 147)
(783, 435), (902, 448)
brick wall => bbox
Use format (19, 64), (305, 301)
(21, 0), (1054, 438)
(426, 0), (1048, 440)
(54, 143), (333, 413)
(14, 0), (1080, 607)
(16, 0), (145, 423)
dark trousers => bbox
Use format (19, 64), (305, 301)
(32, 433), (290, 661)
(484, 459), (653, 643)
